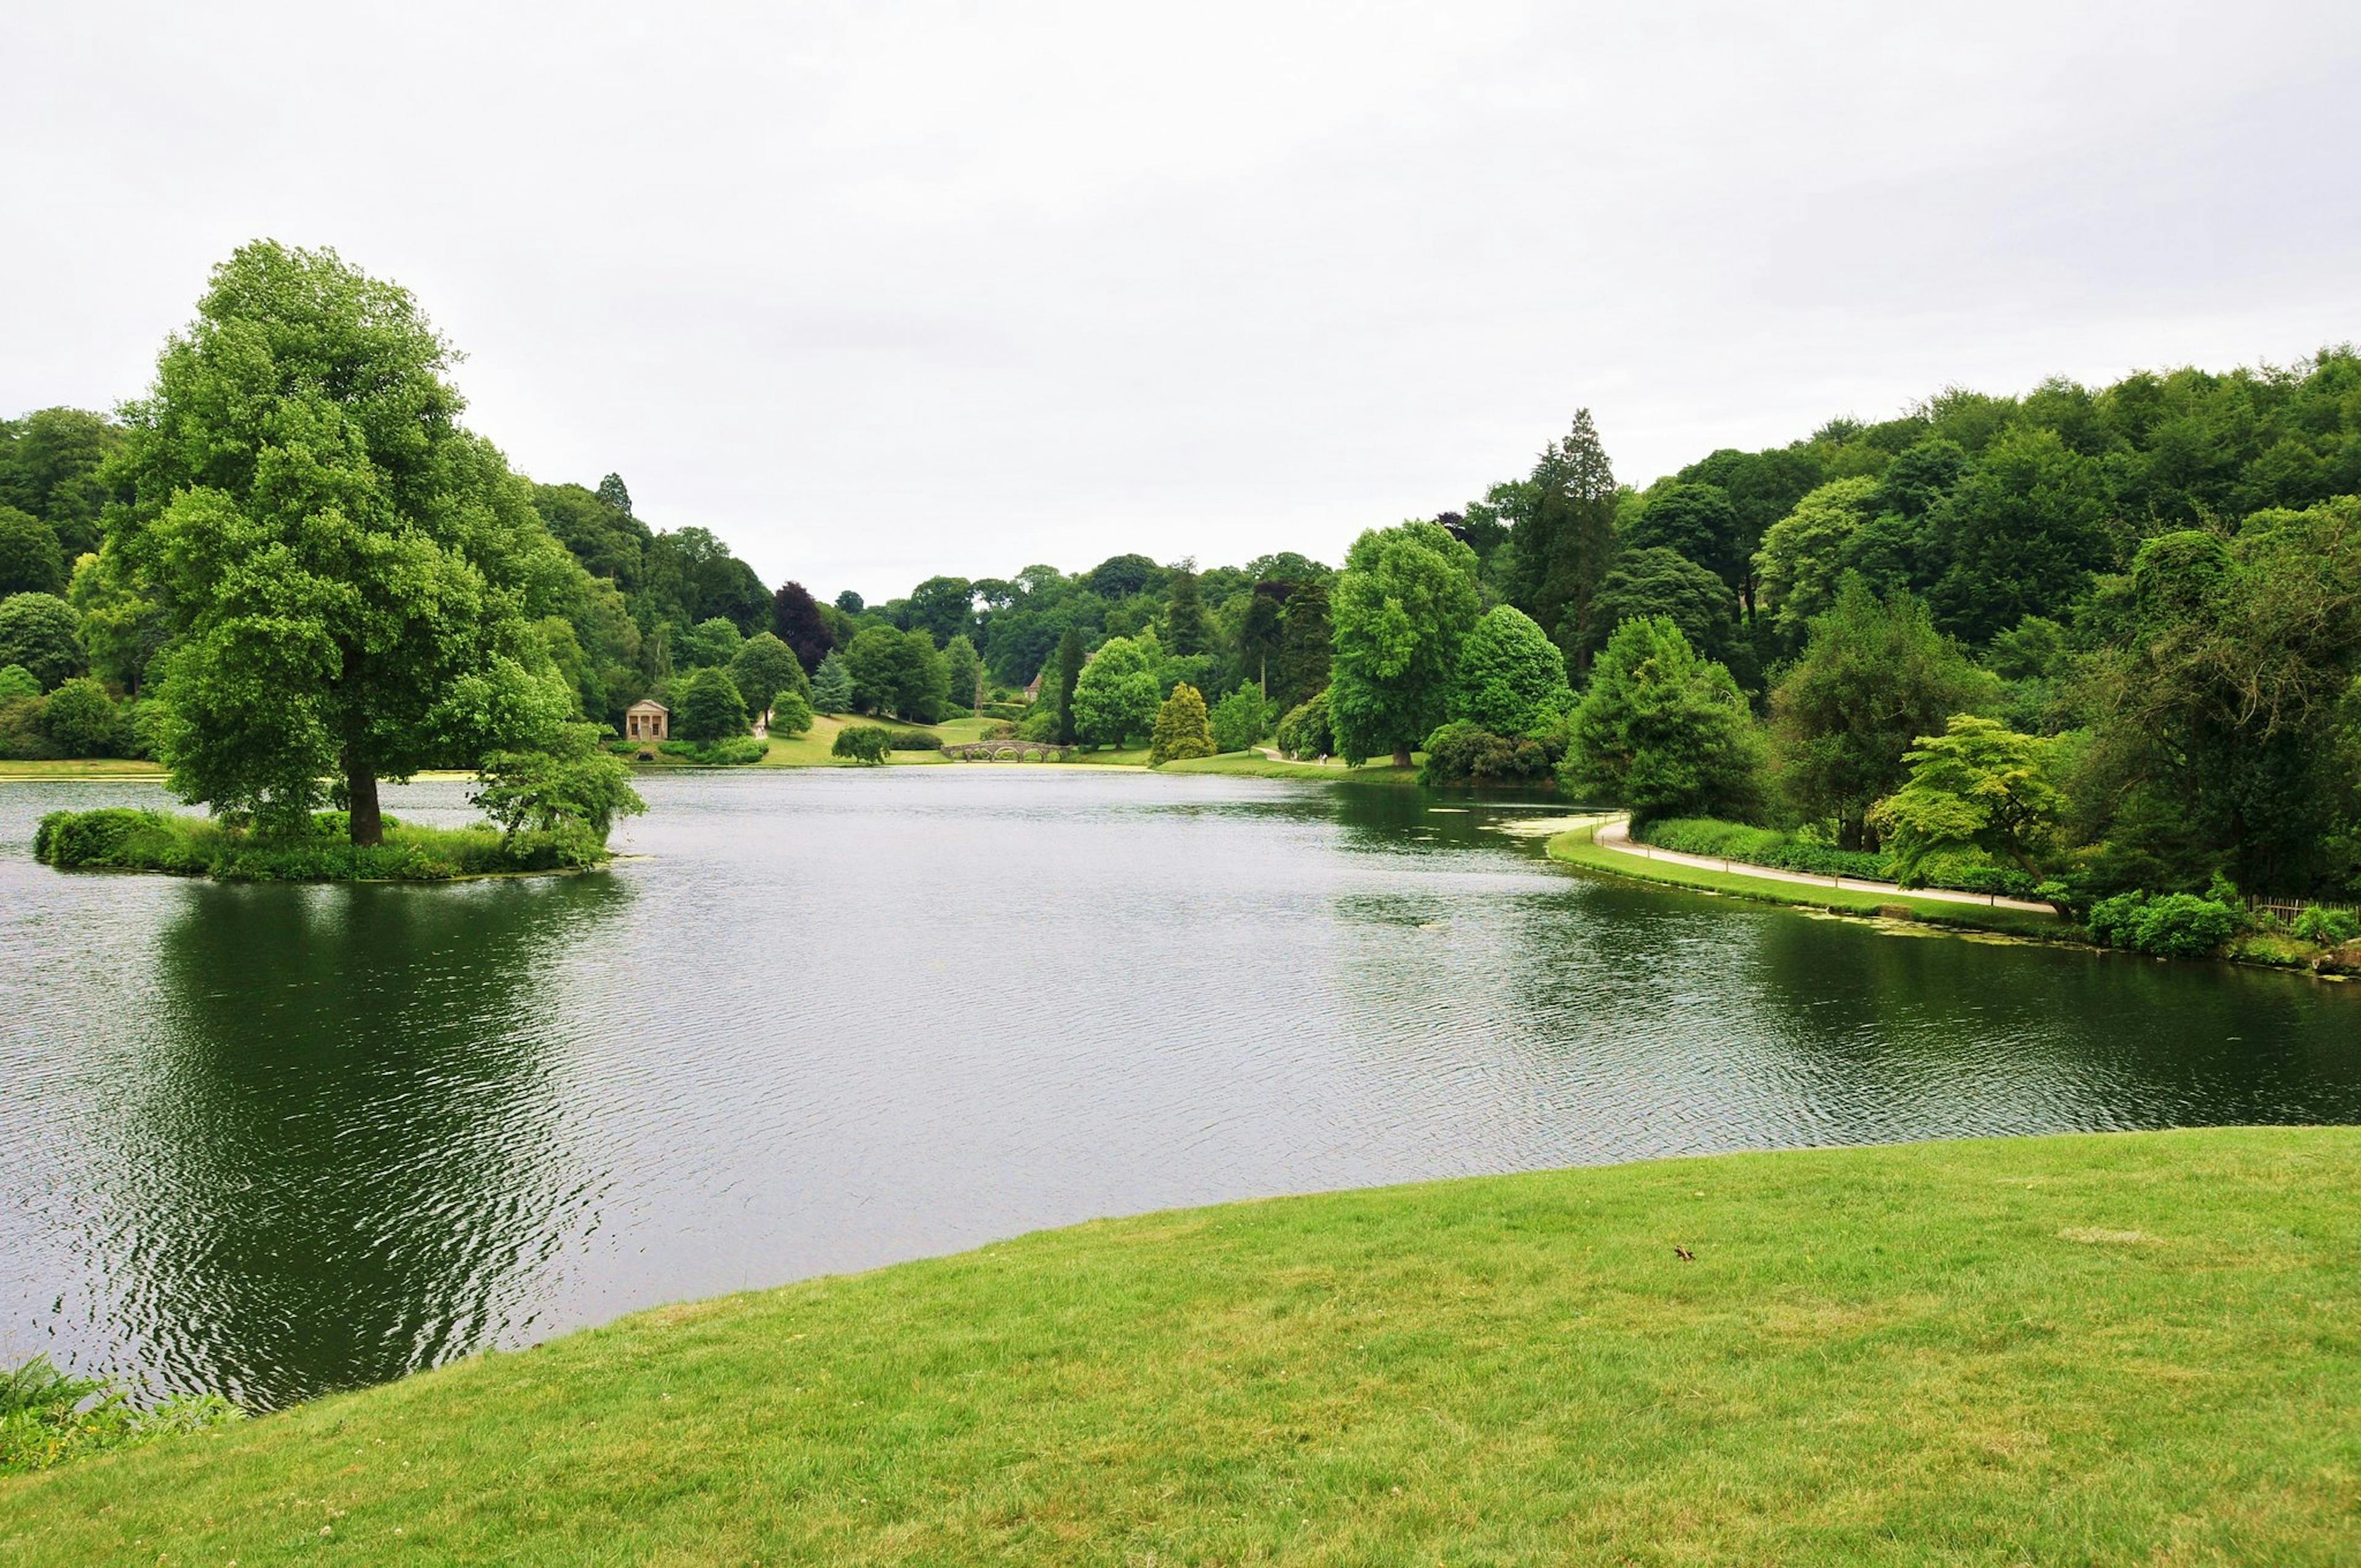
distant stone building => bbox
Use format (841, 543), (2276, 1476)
(623, 699), (670, 742)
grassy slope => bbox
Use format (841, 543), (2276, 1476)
(6, 1128), (2355, 1565)
(1548, 821), (2069, 940)
(0, 759), (167, 780)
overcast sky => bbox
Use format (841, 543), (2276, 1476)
(6, 2), (2358, 599)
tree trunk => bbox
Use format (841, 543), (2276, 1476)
(346, 755), (384, 845)
(1393, 745), (1414, 769)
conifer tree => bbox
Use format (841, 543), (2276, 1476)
(1163, 562), (1211, 655)
(1511, 409), (1619, 672)
(810, 651), (853, 713)
(1149, 681), (1215, 764)
(1272, 580), (1331, 713)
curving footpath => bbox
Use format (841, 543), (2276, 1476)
(1592, 815), (2057, 913)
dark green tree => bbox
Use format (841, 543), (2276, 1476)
(1162, 563), (1211, 655)
(674, 666), (749, 743)
(1271, 580), (1331, 714)
(1560, 616), (1762, 821)
(1236, 587), (1286, 694)
(0, 507), (66, 596)
(0, 592), (87, 689)
(943, 633), (983, 711)
(1623, 483), (1746, 600)
(1927, 427), (2116, 643)
(906, 576), (976, 647)
(1587, 547), (1742, 669)
(1511, 410), (1619, 670)
(1769, 582), (1999, 849)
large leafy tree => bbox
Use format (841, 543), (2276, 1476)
(905, 576), (976, 647)
(0, 593), (85, 689)
(531, 481), (647, 588)
(1768, 582), (1998, 849)
(0, 407), (121, 559)
(1753, 477), (1883, 647)
(1330, 521), (1482, 766)
(1069, 634), (1159, 747)
(1511, 410), (1619, 668)
(770, 580), (834, 671)
(2070, 502), (2361, 895)
(1446, 605), (1568, 734)
(841, 624), (948, 721)
(1623, 482), (1746, 601)
(727, 631), (805, 718)
(112, 242), (579, 843)
(674, 666), (749, 743)
(1560, 616), (1761, 822)
(1675, 445), (1825, 619)
(1927, 427), (2116, 644)
(0, 507), (65, 597)
(943, 633), (983, 711)
(1587, 547), (1742, 670)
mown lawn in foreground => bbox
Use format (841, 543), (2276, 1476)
(5, 1128), (2355, 1564)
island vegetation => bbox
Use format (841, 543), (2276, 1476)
(4, 1128), (2354, 1561)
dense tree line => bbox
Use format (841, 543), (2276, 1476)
(8, 240), (2356, 905)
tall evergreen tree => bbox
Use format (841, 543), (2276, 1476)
(1238, 586), (1286, 695)
(1511, 410), (1619, 671)
(1163, 562), (1211, 655)
(594, 473), (633, 518)
(1273, 580), (1331, 713)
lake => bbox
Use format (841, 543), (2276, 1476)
(4, 769), (2357, 1409)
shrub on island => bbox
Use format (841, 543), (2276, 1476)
(658, 736), (771, 766)
(33, 807), (611, 882)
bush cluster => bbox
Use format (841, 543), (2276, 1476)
(2292, 905), (2361, 945)
(2085, 890), (2247, 957)
(34, 808), (605, 881)
(1419, 721), (1554, 786)
(1639, 818), (1891, 881)
(657, 736), (770, 766)
(886, 729), (943, 751)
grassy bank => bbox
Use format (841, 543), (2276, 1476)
(1160, 750), (1423, 783)
(33, 808), (606, 882)
(0, 758), (168, 780)
(5, 1128), (2355, 1564)
(1548, 820), (2069, 939)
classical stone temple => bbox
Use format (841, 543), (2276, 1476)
(623, 699), (670, 742)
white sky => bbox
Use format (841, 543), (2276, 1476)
(5, 2), (2357, 600)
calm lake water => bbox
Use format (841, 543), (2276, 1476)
(4, 769), (2358, 1408)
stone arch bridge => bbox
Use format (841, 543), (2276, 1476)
(940, 740), (1079, 762)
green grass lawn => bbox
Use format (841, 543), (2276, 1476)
(6, 1127), (2355, 1564)
(1159, 750), (1423, 783)
(0, 758), (168, 780)
(1548, 821), (2070, 940)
